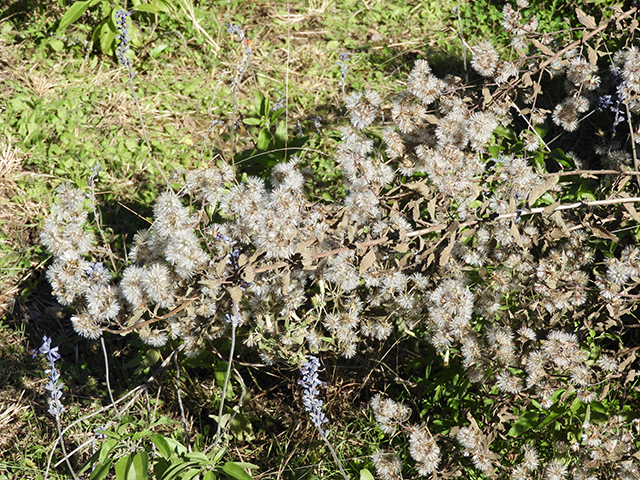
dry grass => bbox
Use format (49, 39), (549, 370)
(0, 143), (44, 316)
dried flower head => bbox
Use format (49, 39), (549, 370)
(472, 41), (500, 77)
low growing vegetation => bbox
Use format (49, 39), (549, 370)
(1, 0), (639, 479)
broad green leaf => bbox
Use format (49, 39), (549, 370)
(549, 148), (576, 169)
(257, 129), (272, 151)
(535, 408), (565, 430)
(49, 39), (65, 52)
(360, 468), (375, 480)
(271, 107), (286, 121)
(202, 472), (217, 480)
(534, 122), (548, 139)
(274, 119), (287, 147)
(222, 461), (253, 480)
(133, 3), (161, 13)
(89, 458), (113, 480)
(132, 451), (149, 480)
(181, 469), (201, 480)
(150, 44), (169, 58)
(115, 455), (135, 480)
(155, 0), (175, 12)
(185, 451), (212, 464)
(570, 397), (583, 412)
(132, 430), (154, 441)
(150, 434), (172, 459)
(98, 439), (118, 465)
(57, 0), (101, 35)
(507, 411), (539, 437)
(225, 462), (258, 470)
(494, 125), (517, 141)
(161, 460), (199, 480)
(242, 118), (263, 126)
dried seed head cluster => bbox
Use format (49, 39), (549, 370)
(372, 395), (441, 477)
(471, 41), (500, 77)
(40, 3), (640, 478)
(456, 421), (499, 475)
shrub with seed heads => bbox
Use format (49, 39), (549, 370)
(39, 2), (640, 478)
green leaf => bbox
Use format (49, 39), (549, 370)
(92, 18), (114, 56)
(132, 451), (149, 480)
(150, 44), (169, 58)
(242, 118), (263, 126)
(133, 3), (161, 13)
(271, 107), (286, 121)
(534, 122), (548, 139)
(161, 460), (199, 480)
(49, 39), (65, 52)
(57, 0), (101, 35)
(360, 468), (375, 480)
(535, 408), (565, 431)
(185, 451), (212, 464)
(494, 125), (517, 141)
(225, 462), (258, 470)
(89, 458), (113, 480)
(549, 148), (576, 169)
(570, 397), (583, 412)
(507, 410), (539, 437)
(132, 430), (154, 441)
(98, 439), (119, 465)
(181, 469), (201, 480)
(115, 455), (135, 480)
(150, 434), (172, 459)
(274, 119), (287, 147)
(202, 472), (217, 480)
(222, 462), (253, 480)
(257, 129), (272, 151)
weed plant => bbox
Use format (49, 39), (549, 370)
(3, 0), (640, 479)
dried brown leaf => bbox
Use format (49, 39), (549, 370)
(360, 248), (377, 272)
(576, 7), (597, 29)
(528, 176), (558, 206)
(439, 233), (456, 266)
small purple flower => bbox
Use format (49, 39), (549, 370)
(298, 356), (328, 433)
(115, 9), (132, 69)
(272, 91), (284, 111)
(336, 52), (351, 87)
(32, 335), (60, 363)
(596, 95), (613, 112)
(34, 336), (65, 418)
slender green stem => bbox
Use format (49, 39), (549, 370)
(174, 353), (191, 451)
(100, 337), (119, 419)
(213, 302), (239, 448)
(124, 62), (171, 188)
(55, 415), (79, 480)
(319, 429), (349, 480)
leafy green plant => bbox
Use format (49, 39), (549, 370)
(235, 91), (307, 179)
(81, 415), (258, 480)
(56, 0), (180, 54)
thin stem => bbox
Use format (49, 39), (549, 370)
(174, 353), (191, 452)
(213, 302), (239, 449)
(123, 63), (171, 188)
(625, 103), (640, 191)
(100, 336), (119, 419)
(54, 415), (79, 480)
(457, 1), (466, 71)
(88, 174), (117, 272)
(318, 429), (349, 480)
